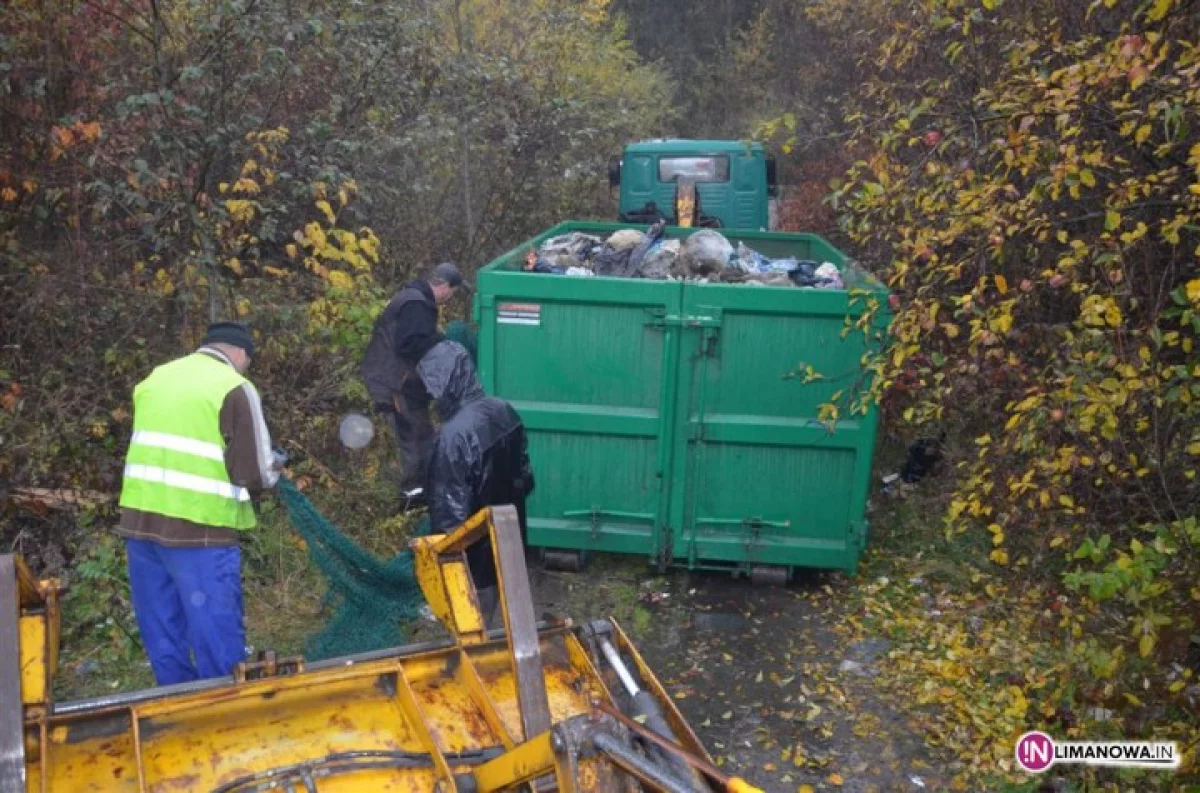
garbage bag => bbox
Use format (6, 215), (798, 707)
(639, 239), (680, 280)
(788, 260), (820, 287)
(628, 220), (666, 278)
(566, 266), (595, 277)
(734, 242), (770, 273)
(595, 222), (665, 278)
(593, 246), (633, 277)
(676, 230), (734, 278)
(814, 262), (844, 289)
(606, 229), (646, 251)
(765, 257), (800, 274)
(537, 232), (603, 269)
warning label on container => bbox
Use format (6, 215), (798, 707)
(497, 302), (542, 326)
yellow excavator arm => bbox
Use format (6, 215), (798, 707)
(3, 505), (763, 792)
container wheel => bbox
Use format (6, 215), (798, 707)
(543, 550), (586, 573)
(749, 564), (788, 587)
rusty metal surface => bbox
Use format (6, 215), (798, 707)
(491, 505), (552, 742)
(23, 627), (609, 791)
(1, 556), (27, 793)
(16, 503), (718, 792)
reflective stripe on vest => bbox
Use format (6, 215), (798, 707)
(130, 430), (226, 462)
(119, 352), (256, 530)
(123, 463), (251, 502)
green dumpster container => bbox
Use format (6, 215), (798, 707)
(472, 222), (890, 577)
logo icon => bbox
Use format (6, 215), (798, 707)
(1014, 732), (1179, 773)
(1016, 731), (1055, 773)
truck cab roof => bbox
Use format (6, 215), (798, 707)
(623, 139), (765, 155)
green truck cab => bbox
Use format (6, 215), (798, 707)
(608, 139), (778, 231)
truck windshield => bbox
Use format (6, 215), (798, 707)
(657, 156), (730, 183)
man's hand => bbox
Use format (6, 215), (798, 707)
(270, 445), (290, 472)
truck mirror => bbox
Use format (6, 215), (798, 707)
(766, 155), (779, 198)
(608, 155), (622, 188)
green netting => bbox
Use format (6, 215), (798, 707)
(444, 319), (477, 363)
(276, 477), (430, 660)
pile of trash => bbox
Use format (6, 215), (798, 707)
(522, 222), (844, 289)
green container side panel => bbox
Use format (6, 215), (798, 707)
(475, 222), (890, 575)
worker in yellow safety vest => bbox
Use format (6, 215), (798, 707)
(117, 322), (284, 685)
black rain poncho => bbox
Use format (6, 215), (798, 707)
(417, 341), (535, 587)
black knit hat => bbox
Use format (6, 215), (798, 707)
(202, 322), (255, 357)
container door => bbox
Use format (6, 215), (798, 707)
(670, 283), (877, 573)
(477, 276), (684, 563)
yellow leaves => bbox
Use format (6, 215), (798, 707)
(224, 257), (244, 275)
(990, 548), (1010, 566)
(1146, 0), (1174, 21)
(359, 233), (380, 264)
(1059, 494), (1075, 508)
(232, 178), (260, 195)
(828, 773), (844, 787)
(1139, 633), (1155, 658)
(224, 199), (256, 223)
(988, 308), (1013, 335)
(994, 274), (1008, 294)
(1186, 442), (1200, 456)
(285, 244), (299, 259)
(1079, 295), (1123, 328)
(1049, 535), (1066, 548)
(235, 297), (251, 318)
(0, 187), (16, 203)
(151, 268), (175, 296)
(1169, 680), (1186, 693)
(241, 159), (258, 176)
(1003, 686), (1028, 719)
(316, 200), (337, 224)
(798, 786), (815, 793)
(1078, 169), (1096, 188)
(1185, 279), (1200, 305)
(1134, 124), (1152, 145)
(301, 222), (327, 250)
(326, 270), (354, 290)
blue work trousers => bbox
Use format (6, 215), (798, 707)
(125, 538), (246, 686)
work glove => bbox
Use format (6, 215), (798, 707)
(270, 445), (290, 471)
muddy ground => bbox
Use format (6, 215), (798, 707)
(526, 555), (946, 793)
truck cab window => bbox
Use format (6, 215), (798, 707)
(657, 156), (730, 183)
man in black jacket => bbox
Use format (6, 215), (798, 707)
(361, 263), (468, 502)
(418, 341), (535, 625)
